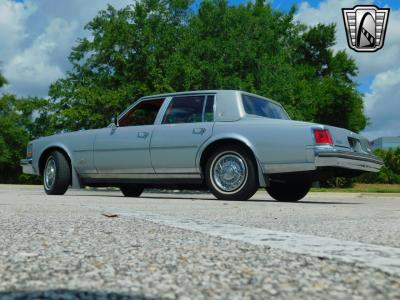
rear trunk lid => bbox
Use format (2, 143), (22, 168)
(325, 125), (372, 154)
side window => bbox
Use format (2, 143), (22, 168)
(204, 95), (214, 122)
(162, 96), (205, 124)
(119, 98), (164, 127)
(242, 94), (288, 120)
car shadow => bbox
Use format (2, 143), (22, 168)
(140, 196), (362, 205)
(65, 192), (362, 205)
(0, 289), (163, 300)
(292, 200), (362, 205)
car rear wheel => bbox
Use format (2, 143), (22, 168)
(266, 181), (311, 202)
(120, 185), (144, 197)
(43, 151), (71, 195)
(205, 145), (258, 201)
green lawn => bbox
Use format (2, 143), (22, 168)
(311, 183), (400, 193)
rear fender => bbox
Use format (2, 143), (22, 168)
(196, 133), (267, 187)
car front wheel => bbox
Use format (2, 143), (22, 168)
(43, 151), (71, 195)
(205, 145), (258, 201)
(266, 181), (311, 202)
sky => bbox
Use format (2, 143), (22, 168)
(0, 0), (399, 139)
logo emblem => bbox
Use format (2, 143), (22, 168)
(342, 5), (390, 52)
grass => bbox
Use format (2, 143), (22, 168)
(311, 183), (400, 193)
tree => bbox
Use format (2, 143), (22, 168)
(49, 0), (192, 131)
(0, 69), (51, 183)
(49, 0), (366, 132)
(0, 94), (30, 182)
(0, 72), (7, 88)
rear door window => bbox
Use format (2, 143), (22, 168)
(162, 96), (206, 124)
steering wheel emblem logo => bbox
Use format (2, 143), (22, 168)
(342, 5), (390, 52)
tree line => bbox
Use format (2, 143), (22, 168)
(0, 0), (394, 184)
(0, 76), (50, 182)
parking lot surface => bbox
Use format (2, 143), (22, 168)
(0, 185), (400, 299)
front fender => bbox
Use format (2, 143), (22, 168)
(34, 141), (73, 175)
(33, 140), (84, 189)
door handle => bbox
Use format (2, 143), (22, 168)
(137, 132), (149, 138)
(192, 128), (206, 135)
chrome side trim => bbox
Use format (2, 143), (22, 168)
(153, 168), (198, 173)
(263, 163), (316, 174)
(90, 147), (150, 152)
(93, 168), (155, 174)
(80, 173), (202, 179)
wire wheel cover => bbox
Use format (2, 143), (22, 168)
(44, 158), (56, 190)
(212, 153), (248, 192)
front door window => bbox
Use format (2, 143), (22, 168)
(119, 98), (164, 127)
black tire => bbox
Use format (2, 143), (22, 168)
(205, 145), (258, 201)
(266, 181), (311, 202)
(120, 185), (144, 197)
(43, 151), (71, 195)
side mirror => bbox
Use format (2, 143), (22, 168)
(111, 116), (119, 127)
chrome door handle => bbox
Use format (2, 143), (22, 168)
(137, 132), (149, 138)
(192, 128), (206, 135)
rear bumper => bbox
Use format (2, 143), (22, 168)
(263, 148), (384, 174)
(315, 150), (384, 172)
(20, 158), (35, 175)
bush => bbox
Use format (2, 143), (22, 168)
(320, 177), (354, 188)
(356, 148), (400, 184)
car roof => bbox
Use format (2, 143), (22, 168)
(140, 90), (226, 99)
(140, 90), (283, 107)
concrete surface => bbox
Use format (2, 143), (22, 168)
(0, 185), (400, 299)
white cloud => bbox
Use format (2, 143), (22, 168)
(296, 0), (400, 139)
(352, 9), (400, 77)
(4, 18), (78, 96)
(363, 67), (400, 139)
(0, 0), (36, 62)
(0, 0), (132, 97)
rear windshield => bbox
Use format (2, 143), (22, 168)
(242, 94), (289, 120)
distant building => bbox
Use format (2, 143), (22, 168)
(371, 137), (400, 150)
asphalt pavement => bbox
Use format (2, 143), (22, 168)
(0, 185), (400, 299)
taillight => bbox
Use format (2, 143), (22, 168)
(313, 129), (333, 145)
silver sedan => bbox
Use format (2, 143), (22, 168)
(21, 90), (383, 201)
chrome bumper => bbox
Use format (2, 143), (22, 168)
(315, 150), (384, 172)
(263, 148), (384, 174)
(20, 158), (35, 175)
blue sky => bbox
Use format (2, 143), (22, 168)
(228, 0), (400, 12)
(0, 0), (399, 138)
(270, 0), (400, 11)
(269, 0), (398, 94)
(290, 0), (400, 140)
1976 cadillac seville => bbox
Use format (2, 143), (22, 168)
(21, 90), (383, 201)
